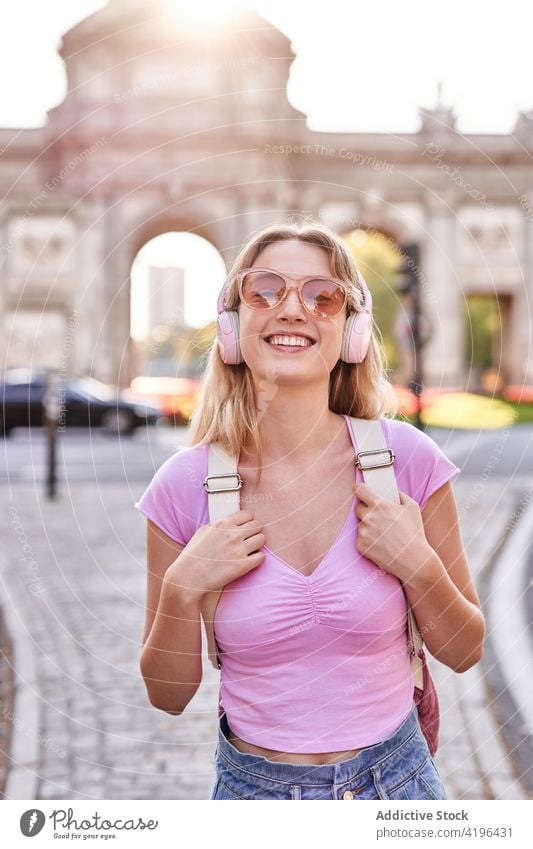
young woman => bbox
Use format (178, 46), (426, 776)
(136, 222), (486, 800)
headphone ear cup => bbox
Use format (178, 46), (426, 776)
(216, 310), (242, 364)
(340, 311), (372, 363)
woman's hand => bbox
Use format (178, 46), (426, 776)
(163, 510), (266, 601)
(352, 482), (432, 585)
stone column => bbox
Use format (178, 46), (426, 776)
(99, 201), (132, 387)
(71, 199), (107, 378)
(0, 208), (7, 371)
(111, 239), (133, 389)
(519, 189), (533, 385)
(421, 192), (464, 387)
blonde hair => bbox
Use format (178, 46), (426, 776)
(187, 221), (399, 480)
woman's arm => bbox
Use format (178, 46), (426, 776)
(139, 519), (203, 714)
(402, 481), (486, 673)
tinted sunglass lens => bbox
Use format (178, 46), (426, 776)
(302, 279), (345, 316)
(242, 271), (285, 308)
(241, 272), (345, 316)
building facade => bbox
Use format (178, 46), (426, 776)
(1, 0), (532, 388)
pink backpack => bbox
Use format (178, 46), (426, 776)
(201, 416), (440, 756)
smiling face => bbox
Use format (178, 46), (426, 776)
(237, 239), (348, 386)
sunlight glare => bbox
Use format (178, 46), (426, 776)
(165, 0), (244, 31)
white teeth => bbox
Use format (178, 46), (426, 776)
(266, 335), (312, 347)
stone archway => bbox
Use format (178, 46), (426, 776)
(99, 204), (229, 387)
(1, 0), (532, 389)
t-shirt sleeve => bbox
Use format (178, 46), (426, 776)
(385, 419), (462, 512)
(417, 436), (461, 511)
(134, 448), (204, 545)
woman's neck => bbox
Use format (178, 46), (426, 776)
(244, 410), (346, 469)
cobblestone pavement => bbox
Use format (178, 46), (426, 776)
(0, 474), (531, 800)
(0, 606), (14, 798)
(429, 479), (532, 800)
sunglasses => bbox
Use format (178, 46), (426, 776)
(236, 268), (349, 319)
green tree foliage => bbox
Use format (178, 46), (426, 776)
(342, 229), (403, 369)
(464, 295), (498, 369)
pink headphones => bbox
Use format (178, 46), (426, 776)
(216, 268), (373, 365)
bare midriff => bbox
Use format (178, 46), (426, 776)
(226, 728), (367, 765)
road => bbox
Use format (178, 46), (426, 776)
(1, 422), (532, 485)
(0, 423), (184, 485)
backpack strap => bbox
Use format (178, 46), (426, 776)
(202, 418), (424, 690)
(200, 442), (243, 670)
(347, 417), (424, 690)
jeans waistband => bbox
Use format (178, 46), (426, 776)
(216, 702), (425, 786)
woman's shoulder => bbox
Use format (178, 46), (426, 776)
(379, 416), (461, 509)
(150, 441), (210, 492)
(381, 416), (420, 441)
(381, 415), (446, 450)
(134, 442), (210, 544)
(345, 414), (444, 471)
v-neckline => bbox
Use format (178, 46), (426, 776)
(262, 503), (354, 581)
(238, 414), (359, 582)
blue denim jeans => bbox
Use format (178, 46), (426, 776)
(209, 702), (448, 800)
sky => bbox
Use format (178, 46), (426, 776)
(2, 0), (532, 133)
(1, 0), (532, 335)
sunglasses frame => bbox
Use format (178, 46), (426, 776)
(236, 267), (350, 319)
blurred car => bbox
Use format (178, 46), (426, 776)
(0, 370), (163, 436)
(129, 376), (202, 425)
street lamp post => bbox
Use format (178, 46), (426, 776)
(43, 369), (60, 499)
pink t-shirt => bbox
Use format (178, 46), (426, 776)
(135, 415), (461, 752)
